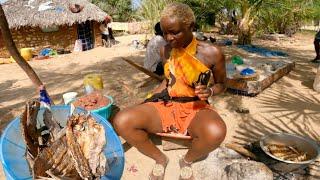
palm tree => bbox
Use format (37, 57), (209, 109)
(222, 0), (319, 44)
(136, 0), (172, 34)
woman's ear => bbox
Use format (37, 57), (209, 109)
(189, 22), (195, 31)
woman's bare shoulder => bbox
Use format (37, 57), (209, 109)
(197, 41), (224, 65)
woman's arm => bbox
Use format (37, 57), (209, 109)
(195, 44), (226, 100)
(210, 46), (226, 95)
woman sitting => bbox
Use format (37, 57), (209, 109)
(114, 3), (227, 180)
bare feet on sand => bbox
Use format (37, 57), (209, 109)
(149, 155), (169, 180)
(179, 156), (195, 180)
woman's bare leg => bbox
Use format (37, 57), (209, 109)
(178, 108), (226, 179)
(184, 109), (226, 163)
(113, 104), (168, 165)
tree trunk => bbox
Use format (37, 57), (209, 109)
(238, 28), (252, 45)
(0, 5), (53, 102)
(237, 0), (264, 45)
(0, 5), (43, 87)
(237, 5), (253, 45)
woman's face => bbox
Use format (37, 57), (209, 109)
(160, 17), (193, 48)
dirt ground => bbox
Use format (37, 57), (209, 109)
(0, 32), (319, 179)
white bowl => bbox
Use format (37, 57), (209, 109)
(235, 65), (247, 72)
(62, 92), (78, 105)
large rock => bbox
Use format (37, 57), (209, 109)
(193, 147), (273, 180)
(223, 161), (273, 180)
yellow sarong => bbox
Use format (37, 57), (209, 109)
(145, 37), (214, 135)
(164, 37), (210, 97)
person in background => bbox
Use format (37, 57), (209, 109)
(144, 22), (167, 75)
(312, 30), (320, 63)
(114, 3), (226, 180)
(100, 15), (115, 47)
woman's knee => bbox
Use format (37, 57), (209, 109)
(113, 110), (134, 134)
(201, 118), (227, 147)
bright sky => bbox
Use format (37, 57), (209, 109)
(132, 0), (141, 9)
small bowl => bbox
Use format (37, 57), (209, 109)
(91, 96), (114, 120)
(235, 65), (247, 72)
(240, 68), (255, 76)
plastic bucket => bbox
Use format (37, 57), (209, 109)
(20, 48), (33, 61)
(91, 96), (114, 120)
(0, 105), (124, 180)
(83, 74), (104, 94)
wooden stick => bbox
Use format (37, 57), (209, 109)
(225, 143), (257, 160)
(121, 57), (164, 82)
(0, 5), (54, 103)
(0, 5), (43, 87)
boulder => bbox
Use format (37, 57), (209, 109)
(193, 147), (273, 180)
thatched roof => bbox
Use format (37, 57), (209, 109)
(2, 0), (107, 29)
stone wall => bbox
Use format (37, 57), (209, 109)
(111, 21), (149, 34)
(0, 21), (102, 58)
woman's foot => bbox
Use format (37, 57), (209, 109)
(179, 156), (195, 180)
(149, 155), (169, 180)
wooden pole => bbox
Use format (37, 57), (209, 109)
(0, 4), (56, 103)
(0, 5), (43, 87)
(225, 143), (257, 160)
(121, 57), (164, 82)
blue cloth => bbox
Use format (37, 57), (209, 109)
(39, 48), (52, 56)
(224, 39), (233, 46)
(237, 45), (288, 57)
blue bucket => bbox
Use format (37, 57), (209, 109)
(91, 96), (114, 120)
(0, 106), (124, 180)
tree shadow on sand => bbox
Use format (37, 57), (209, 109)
(232, 88), (320, 145)
(0, 54), (157, 134)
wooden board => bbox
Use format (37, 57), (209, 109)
(226, 60), (295, 96)
(161, 137), (191, 151)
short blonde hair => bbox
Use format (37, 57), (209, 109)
(160, 2), (195, 27)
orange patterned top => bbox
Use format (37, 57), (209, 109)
(164, 37), (210, 97)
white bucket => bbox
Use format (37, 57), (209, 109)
(62, 92), (78, 105)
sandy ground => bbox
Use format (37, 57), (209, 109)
(0, 32), (319, 179)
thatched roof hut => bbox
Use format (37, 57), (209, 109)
(2, 0), (107, 29)
(0, 0), (108, 58)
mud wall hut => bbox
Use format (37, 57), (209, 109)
(0, 0), (108, 58)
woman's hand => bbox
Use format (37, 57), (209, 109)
(195, 85), (213, 101)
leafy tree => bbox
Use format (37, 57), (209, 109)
(90, 0), (134, 22)
(92, 0), (320, 44)
(180, 0), (320, 44)
(256, 0), (320, 35)
(177, 0), (222, 30)
(136, 0), (172, 34)
(236, 0), (320, 44)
